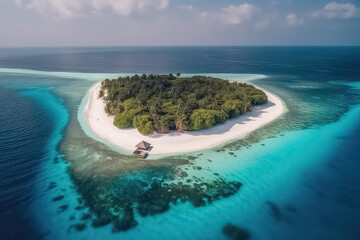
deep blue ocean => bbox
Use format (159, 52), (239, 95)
(0, 47), (359, 240)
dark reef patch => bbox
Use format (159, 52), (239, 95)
(91, 215), (112, 228)
(75, 206), (86, 210)
(59, 205), (68, 212)
(178, 170), (188, 178)
(52, 195), (64, 202)
(81, 213), (92, 221)
(47, 182), (56, 191)
(265, 201), (282, 221)
(78, 198), (84, 205)
(265, 201), (298, 222)
(69, 164), (243, 232)
(53, 155), (62, 164)
(112, 206), (138, 232)
(222, 223), (250, 240)
(73, 223), (86, 232)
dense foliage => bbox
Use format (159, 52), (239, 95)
(99, 74), (267, 135)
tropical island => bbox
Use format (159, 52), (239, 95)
(82, 74), (285, 155)
(99, 74), (268, 135)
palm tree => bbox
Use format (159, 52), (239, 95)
(175, 115), (187, 132)
(148, 99), (160, 118)
(242, 97), (250, 114)
(175, 100), (188, 132)
(219, 105), (229, 121)
(146, 98), (162, 132)
(137, 89), (148, 106)
(155, 117), (169, 133)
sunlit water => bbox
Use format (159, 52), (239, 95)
(0, 47), (359, 240)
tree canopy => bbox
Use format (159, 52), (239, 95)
(100, 74), (267, 135)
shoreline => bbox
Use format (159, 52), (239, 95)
(82, 81), (286, 155)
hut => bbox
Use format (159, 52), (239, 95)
(133, 141), (151, 158)
(133, 149), (148, 158)
(135, 141), (151, 150)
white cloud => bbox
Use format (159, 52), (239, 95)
(285, 13), (304, 26)
(177, 5), (192, 11)
(201, 3), (259, 25)
(220, 4), (259, 24)
(311, 2), (358, 19)
(26, 0), (87, 18)
(14, 0), (169, 18)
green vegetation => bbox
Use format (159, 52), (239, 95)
(100, 74), (267, 135)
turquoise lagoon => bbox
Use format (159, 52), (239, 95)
(0, 47), (359, 240)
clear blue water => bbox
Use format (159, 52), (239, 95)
(0, 47), (359, 240)
(0, 87), (52, 239)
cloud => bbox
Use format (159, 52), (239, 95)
(285, 13), (304, 26)
(177, 5), (192, 11)
(201, 3), (259, 25)
(25, 0), (87, 18)
(311, 2), (358, 19)
(221, 4), (259, 24)
(14, 0), (169, 18)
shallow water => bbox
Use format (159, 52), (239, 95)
(0, 47), (359, 240)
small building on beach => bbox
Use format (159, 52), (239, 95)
(133, 149), (148, 158)
(135, 141), (151, 150)
(133, 141), (151, 158)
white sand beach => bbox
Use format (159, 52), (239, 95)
(83, 81), (286, 155)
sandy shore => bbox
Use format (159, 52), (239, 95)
(83, 81), (286, 155)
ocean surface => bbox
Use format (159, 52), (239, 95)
(0, 47), (359, 240)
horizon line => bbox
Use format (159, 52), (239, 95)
(1, 45), (360, 49)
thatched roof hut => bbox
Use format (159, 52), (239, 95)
(135, 141), (151, 150)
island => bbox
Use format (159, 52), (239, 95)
(99, 74), (268, 135)
(82, 74), (286, 155)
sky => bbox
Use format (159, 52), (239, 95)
(0, 0), (359, 46)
